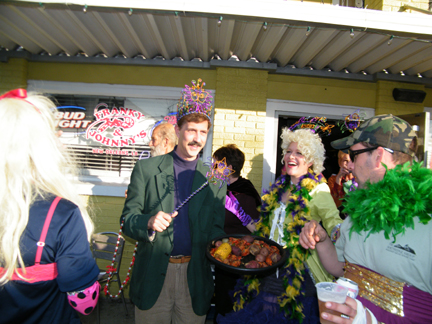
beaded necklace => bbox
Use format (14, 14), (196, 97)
(233, 170), (324, 320)
(103, 220), (138, 298)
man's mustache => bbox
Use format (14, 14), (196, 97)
(188, 141), (202, 147)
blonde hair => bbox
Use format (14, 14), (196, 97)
(0, 91), (94, 285)
(280, 128), (326, 174)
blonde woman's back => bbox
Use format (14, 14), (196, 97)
(0, 89), (99, 323)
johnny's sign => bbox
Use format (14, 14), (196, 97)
(86, 103), (146, 147)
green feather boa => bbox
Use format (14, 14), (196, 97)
(343, 161), (432, 242)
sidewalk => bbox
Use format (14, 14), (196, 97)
(79, 296), (134, 324)
(79, 296), (216, 324)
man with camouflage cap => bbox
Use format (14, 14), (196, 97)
(299, 114), (432, 323)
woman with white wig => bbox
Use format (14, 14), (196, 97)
(0, 89), (99, 323)
(220, 119), (342, 324)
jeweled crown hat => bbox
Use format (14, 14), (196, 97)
(331, 114), (417, 155)
(177, 78), (213, 122)
(289, 116), (334, 136)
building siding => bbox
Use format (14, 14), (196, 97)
(0, 58), (28, 94)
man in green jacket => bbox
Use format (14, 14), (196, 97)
(121, 79), (226, 324)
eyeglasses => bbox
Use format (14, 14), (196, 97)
(348, 147), (378, 162)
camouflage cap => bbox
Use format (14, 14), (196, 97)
(331, 114), (417, 155)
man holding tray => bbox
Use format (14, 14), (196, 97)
(121, 79), (226, 324)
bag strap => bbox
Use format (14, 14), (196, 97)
(35, 197), (61, 265)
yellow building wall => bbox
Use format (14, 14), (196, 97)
(268, 74), (377, 107)
(298, 0), (333, 4)
(82, 195), (134, 297)
(364, 0), (429, 11)
(364, 0), (384, 10)
(424, 88), (432, 108)
(267, 75), (425, 116)
(213, 68), (267, 192)
(0, 58), (28, 93)
(375, 80), (426, 115)
(27, 62), (217, 89)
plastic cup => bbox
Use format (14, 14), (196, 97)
(316, 282), (349, 324)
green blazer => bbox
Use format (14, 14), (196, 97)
(121, 151), (226, 315)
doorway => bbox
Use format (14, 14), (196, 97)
(262, 99), (375, 191)
(276, 116), (349, 180)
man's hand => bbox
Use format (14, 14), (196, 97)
(299, 220), (328, 249)
(335, 167), (351, 185)
(320, 297), (373, 324)
(148, 211), (178, 232)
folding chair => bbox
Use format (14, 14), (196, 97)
(91, 232), (128, 324)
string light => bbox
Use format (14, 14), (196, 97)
(83, 5), (87, 13)
(350, 28), (355, 38)
(305, 26), (311, 36)
(388, 35), (394, 45)
(263, 22), (268, 31)
(217, 16), (223, 27)
(128, 8), (133, 16)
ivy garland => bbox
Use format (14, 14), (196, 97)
(232, 170), (325, 321)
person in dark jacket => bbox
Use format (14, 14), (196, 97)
(122, 79), (226, 324)
(212, 144), (261, 322)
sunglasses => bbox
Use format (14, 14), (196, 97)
(348, 147), (378, 162)
(348, 146), (394, 162)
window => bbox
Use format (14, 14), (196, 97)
(28, 81), (215, 196)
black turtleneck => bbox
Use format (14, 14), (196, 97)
(171, 148), (198, 256)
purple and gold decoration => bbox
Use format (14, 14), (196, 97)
(172, 157), (233, 213)
(177, 78), (213, 122)
(289, 116), (334, 136)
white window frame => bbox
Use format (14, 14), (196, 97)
(424, 106), (432, 168)
(262, 99), (375, 192)
(28, 80), (215, 197)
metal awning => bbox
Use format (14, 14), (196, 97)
(1, 0), (432, 84)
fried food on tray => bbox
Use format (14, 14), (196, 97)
(210, 236), (282, 268)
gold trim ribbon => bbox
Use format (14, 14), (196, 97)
(344, 262), (405, 317)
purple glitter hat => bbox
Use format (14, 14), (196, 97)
(177, 79), (213, 122)
(289, 116), (334, 136)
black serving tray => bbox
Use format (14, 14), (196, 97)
(206, 234), (288, 275)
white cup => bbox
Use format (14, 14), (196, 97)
(316, 282), (349, 324)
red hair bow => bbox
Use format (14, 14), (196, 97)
(0, 88), (28, 100)
(0, 88), (41, 113)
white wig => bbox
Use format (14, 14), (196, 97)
(0, 91), (93, 284)
(280, 128), (326, 174)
